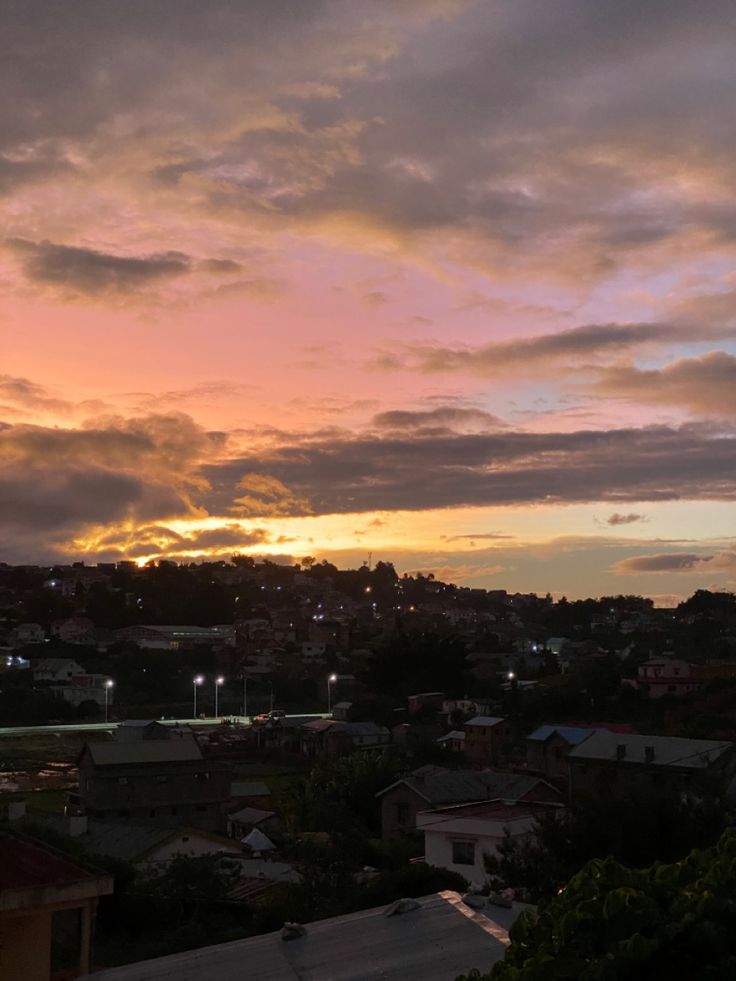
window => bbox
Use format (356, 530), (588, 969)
(395, 802), (409, 827)
(196, 804), (207, 812)
(117, 777), (128, 785)
(452, 840), (476, 866)
(156, 775), (170, 784)
(171, 806), (178, 815)
(149, 809), (156, 818)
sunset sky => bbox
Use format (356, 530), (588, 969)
(2, 0), (736, 601)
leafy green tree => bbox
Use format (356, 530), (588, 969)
(485, 786), (726, 903)
(459, 829), (736, 981)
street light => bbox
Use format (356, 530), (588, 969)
(242, 674), (249, 721)
(215, 676), (225, 718)
(193, 675), (204, 718)
(327, 673), (338, 714)
(104, 679), (114, 724)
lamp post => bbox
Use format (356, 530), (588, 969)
(327, 673), (338, 714)
(104, 679), (114, 724)
(242, 674), (248, 721)
(215, 676), (225, 718)
(193, 675), (204, 718)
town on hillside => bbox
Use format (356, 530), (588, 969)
(2, 558), (736, 978)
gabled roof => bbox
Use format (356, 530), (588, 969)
(242, 828), (275, 851)
(567, 731), (733, 768)
(229, 806), (275, 826)
(82, 735), (203, 766)
(84, 821), (237, 862)
(527, 725), (598, 746)
(377, 766), (558, 805)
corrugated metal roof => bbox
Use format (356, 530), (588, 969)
(231, 781), (271, 798)
(89, 892), (525, 981)
(527, 725), (598, 745)
(0, 835), (94, 890)
(568, 730), (733, 767)
(84, 735), (203, 766)
(379, 767), (549, 805)
(465, 716), (505, 727)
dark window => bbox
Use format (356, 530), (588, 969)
(452, 840), (475, 866)
(196, 804), (207, 812)
(554, 748), (563, 760)
(117, 808), (129, 817)
(395, 802), (409, 827)
(149, 809), (156, 818)
(668, 685), (676, 692)
(171, 806), (178, 815)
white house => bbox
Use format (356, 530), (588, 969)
(32, 657), (85, 683)
(9, 623), (45, 647)
(417, 799), (559, 887)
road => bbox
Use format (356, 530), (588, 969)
(0, 714), (328, 737)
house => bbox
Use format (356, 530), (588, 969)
(377, 765), (563, 838)
(408, 692), (445, 714)
(74, 734), (230, 831)
(227, 806), (278, 840)
(50, 617), (96, 646)
(526, 723), (635, 784)
(417, 799), (560, 887)
(463, 716), (511, 767)
(436, 730), (465, 753)
(567, 731), (736, 801)
(300, 720), (390, 758)
(51, 673), (113, 708)
(88, 890), (528, 981)
(82, 821), (240, 868)
(633, 657), (701, 698)
(115, 720), (170, 742)
(0, 833), (113, 981)
(8, 623), (45, 648)
(229, 781), (272, 810)
(32, 658), (85, 684)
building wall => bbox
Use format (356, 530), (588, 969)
(79, 758), (230, 831)
(526, 733), (574, 782)
(0, 909), (51, 981)
(423, 829), (503, 887)
(379, 786), (428, 838)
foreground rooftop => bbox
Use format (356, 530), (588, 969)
(87, 891), (524, 981)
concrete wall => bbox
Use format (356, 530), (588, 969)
(0, 909), (51, 981)
(424, 830), (502, 888)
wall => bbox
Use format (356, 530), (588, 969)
(380, 785), (427, 838)
(423, 830), (502, 887)
(0, 909), (51, 981)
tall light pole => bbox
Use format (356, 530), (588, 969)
(104, 679), (114, 724)
(327, 673), (338, 714)
(193, 675), (204, 718)
(215, 676), (225, 718)
(242, 674), (248, 721)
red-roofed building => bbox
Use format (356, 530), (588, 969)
(0, 834), (113, 981)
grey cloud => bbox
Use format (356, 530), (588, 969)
(0, 411), (221, 561)
(591, 352), (736, 417)
(204, 422), (736, 516)
(612, 550), (736, 574)
(388, 323), (736, 376)
(7, 239), (191, 294)
(607, 512), (647, 526)
(372, 406), (505, 431)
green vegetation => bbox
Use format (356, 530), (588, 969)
(485, 787), (727, 902)
(458, 829), (736, 981)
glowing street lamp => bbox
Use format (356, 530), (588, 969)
(193, 675), (204, 718)
(215, 676), (225, 718)
(327, 673), (338, 714)
(104, 679), (114, 724)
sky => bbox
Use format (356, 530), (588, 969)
(2, 0), (736, 601)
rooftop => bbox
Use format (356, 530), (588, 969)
(567, 731), (733, 767)
(378, 766), (557, 806)
(82, 735), (203, 766)
(89, 891), (524, 981)
(465, 716), (505, 728)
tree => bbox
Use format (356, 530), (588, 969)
(458, 828), (736, 981)
(484, 786), (726, 903)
